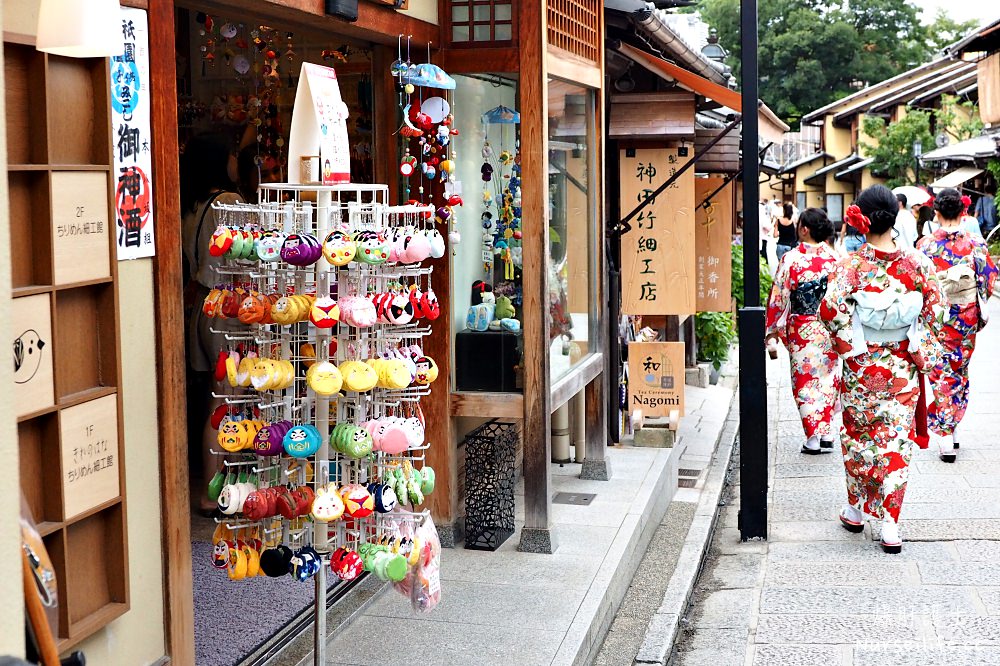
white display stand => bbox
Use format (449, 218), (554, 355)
(209, 184), (435, 664)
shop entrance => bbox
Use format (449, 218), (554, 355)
(171, 6), (377, 664)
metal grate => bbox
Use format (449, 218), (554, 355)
(553, 492), (596, 506)
(464, 420), (519, 551)
(546, 0), (600, 63)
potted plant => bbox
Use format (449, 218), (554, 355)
(694, 310), (736, 383)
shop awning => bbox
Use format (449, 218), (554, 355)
(835, 157), (874, 181)
(804, 153), (862, 185)
(921, 133), (1000, 163)
(616, 42), (743, 111)
(930, 166), (984, 189)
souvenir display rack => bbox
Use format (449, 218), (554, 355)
(204, 183), (442, 661)
(5, 39), (129, 650)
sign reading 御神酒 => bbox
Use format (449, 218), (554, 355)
(112, 7), (156, 260)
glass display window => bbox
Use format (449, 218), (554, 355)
(450, 74), (523, 393)
(547, 80), (598, 382)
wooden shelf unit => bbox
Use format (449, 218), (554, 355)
(6, 40), (129, 651)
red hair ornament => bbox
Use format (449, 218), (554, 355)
(844, 205), (870, 234)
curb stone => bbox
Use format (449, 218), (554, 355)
(633, 391), (740, 665)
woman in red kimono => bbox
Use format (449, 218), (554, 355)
(766, 208), (840, 454)
(820, 185), (945, 553)
(917, 188), (998, 462)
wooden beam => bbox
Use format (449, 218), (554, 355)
(450, 392), (524, 419)
(439, 47), (519, 74)
(518, 0), (554, 553)
(192, 0), (439, 46)
(148, 1), (194, 663)
(547, 45), (601, 89)
(550, 353), (603, 412)
(371, 45), (396, 198)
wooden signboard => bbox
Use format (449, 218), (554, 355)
(695, 177), (733, 312)
(619, 147), (695, 315)
(51, 172), (112, 285)
(60, 395), (120, 520)
(628, 342), (685, 417)
(13, 294), (55, 418)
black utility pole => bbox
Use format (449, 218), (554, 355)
(738, 0), (768, 541)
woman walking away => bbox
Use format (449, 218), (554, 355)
(917, 188), (998, 463)
(820, 185), (945, 554)
(766, 208), (841, 455)
(774, 202), (798, 262)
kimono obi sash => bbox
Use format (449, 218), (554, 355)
(852, 290), (923, 344)
(790, 277), (828, 316)
(939, 264), (977, 306)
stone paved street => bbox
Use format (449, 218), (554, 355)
(672, 297), (1000, 666)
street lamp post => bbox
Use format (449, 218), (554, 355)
(913, 139), (923, 186)
(738, 0), (768, 541)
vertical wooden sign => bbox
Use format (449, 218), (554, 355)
(695, 177), (734, 312)
(619, 147), (695, 315)
(13, 294), (55, 418)
(628, 341), (686, 417)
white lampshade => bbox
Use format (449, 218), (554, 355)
(36, 0), (124, 58)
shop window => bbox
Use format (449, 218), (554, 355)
(826, 193), (844, 223)
(451, 74), (523, 393)
(548, 81), (598, 381)
(796, 191), (806, 211)
(449, 0), (515, 45)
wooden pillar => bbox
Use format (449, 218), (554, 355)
(517, 0), (556, 554)
(580, 21), (611, 481)
(149, 0), (195, 662)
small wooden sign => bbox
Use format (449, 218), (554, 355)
(695, 177), (733, 312)
(13, 294), (54, 418)
(51, 172), (112, 286)
(619, 147), (696, 315)
(628, 342), (685, 418)
(60, 394), (120, 520)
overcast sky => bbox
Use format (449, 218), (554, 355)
(912, 0), (1000, 26)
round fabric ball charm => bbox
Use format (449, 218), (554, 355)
(283, 425), (322, 458)
(340, 483), (375, 518)
(322, 229), (357, 266)
(371, 483), (398, 513)
(306, 361), (343, 396)
(330, 547), (364, 581)
(309, 297), (340, 328)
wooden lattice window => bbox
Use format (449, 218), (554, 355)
(449, 0), (514, 44)
(547, 0), (600, 62)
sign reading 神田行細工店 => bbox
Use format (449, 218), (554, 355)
(619, 147), (696, 315)
(111, 7), (156, 261)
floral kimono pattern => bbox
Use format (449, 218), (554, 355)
(820, 245), (945, 523)
(766, 242), (840, 440)
(916, 229), (998, 436)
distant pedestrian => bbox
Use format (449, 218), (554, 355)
(917, 188), (998, 463)
(759, 199), (774, 260)
(774, 202), (798, 262)
(765, 208), (840, 455)
(974, 184), (997, 236)
(820, 185), (946, 554)
(895, 193), (918, 249)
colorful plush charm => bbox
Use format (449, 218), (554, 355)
(322, 229), (357, 266)
(341, 483), (375, 518)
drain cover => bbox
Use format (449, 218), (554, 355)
(678, 468), (701, 477)
(678, 478), (697, 488)
(553, 492), (596, 506)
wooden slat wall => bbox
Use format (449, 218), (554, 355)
(609, 93), (696, 140)
(546, 0), (599, 63)
(695, 128), (740, 173)
(979, 53), (1000, 125)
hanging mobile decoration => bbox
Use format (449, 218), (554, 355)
(480, 104), (520, 275)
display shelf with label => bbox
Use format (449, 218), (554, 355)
(6, 34), (129, 652)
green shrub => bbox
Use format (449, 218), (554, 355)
(695, 310), (736, 370)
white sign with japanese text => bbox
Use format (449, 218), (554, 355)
(111, 7), (155, 260)
(288, 63), (351, 184)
